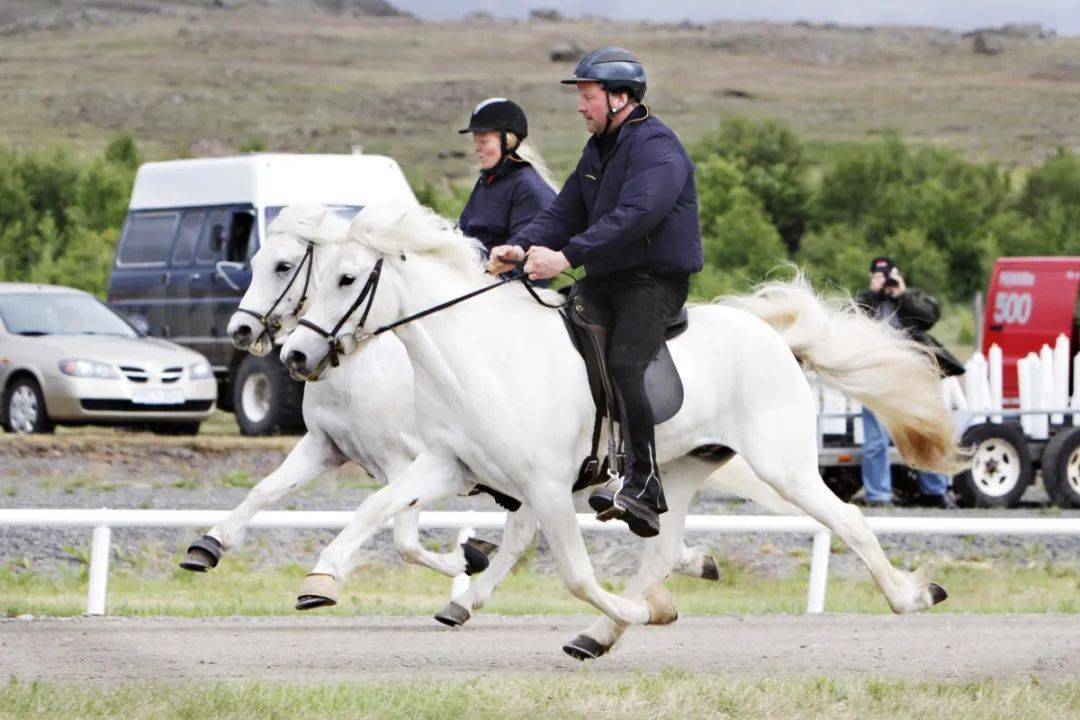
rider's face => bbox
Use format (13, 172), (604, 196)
(577, 82), (630, 135)
(472, 131), (502, 170)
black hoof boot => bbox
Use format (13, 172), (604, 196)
(700, 555), (720, 581)
(434, 601), (471, 627)
(562, 634), (607, 661)
(179, 535), (222, 572)
(461, 538), (498, 576)
(295, 595), (337, 611)
(928, 582), (949, 606)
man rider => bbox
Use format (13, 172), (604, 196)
(488, 47), (703, 538)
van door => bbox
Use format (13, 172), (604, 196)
(172, 206), (255, 368)
(164, 208), (207, 342)
(107, 210), (180, 336)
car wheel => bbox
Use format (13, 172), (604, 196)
(233, 354), (304, 436)
(1040, 426), (1080, 508)
(147, 421), (202, 436)
(3, 377), (55, 434)
(953, 422), (1032, 508)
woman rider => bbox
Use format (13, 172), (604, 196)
(457, 98), (557, 263)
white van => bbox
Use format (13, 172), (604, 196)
(107, 153), (417, 434)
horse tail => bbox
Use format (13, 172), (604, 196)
(722, 273), (964, 474)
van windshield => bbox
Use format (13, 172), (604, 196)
(0, 293), (138, 338)
(264, 206), (363, 228)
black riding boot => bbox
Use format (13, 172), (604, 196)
(589, 441), (668, 538)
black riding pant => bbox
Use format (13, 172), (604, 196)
(577, 271), (690, 479)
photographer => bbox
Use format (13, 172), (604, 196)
(855, 257), (964, 508)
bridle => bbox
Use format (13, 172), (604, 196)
(235, 243), (315, 336)
(293, 255), (568, 378)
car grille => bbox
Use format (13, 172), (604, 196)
(161, 367), (184, 384)
(80, 399), (214, 413)
(119, 365), (148, 383)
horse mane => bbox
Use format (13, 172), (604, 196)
(345, 202), (486, 275)
(267, 204), (355, 246)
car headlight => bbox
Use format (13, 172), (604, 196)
(188, 361), (214, 380)
(58, 359), (120, 379)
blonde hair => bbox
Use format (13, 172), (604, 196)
(505, 132), (558, 192)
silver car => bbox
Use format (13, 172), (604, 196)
(0, 283), (217, 434)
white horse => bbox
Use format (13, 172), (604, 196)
(180, 205), (744, 618)
(280, 203), (960, 658)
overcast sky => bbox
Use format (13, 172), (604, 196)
(393, 1), (1078, 35)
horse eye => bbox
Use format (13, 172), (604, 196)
(274, 262), (293, 273)
(339, 274), (356, 287)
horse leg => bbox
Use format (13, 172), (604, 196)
(528, 489), (652, 626)
(392, 505), (497, 578)
(297, 451), (467, 609)
(181, 431), (345, 571)
(564, 470), (698, 660)
(435, 504), (539, 627)
(745, 431), (945, 614)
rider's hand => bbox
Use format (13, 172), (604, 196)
(486, 245), (524, 275)
(524, 246), (570, 281)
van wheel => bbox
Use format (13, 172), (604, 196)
(3, 376), (55, 434)
(233, 354), (304, 436)
(953, 423), (1032, 508)
(1040, 426), (1080, 508)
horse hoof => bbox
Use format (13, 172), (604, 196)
(928, 582), (948, 606)
(179, 535), (222, 572)
(461, 539), (496, 576)
(295, 573), (338, 611)
(434, 601), (470, 627)
(562, 634), (607, 661)
(700, 555), (720, 581)
(464, 537), (499, 557)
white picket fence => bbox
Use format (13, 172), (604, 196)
(2, 508), (1079, 618)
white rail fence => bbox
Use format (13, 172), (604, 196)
(2, 508), (1078, 617)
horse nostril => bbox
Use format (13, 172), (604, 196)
(286, 350), (307, 369)
(233, 325), (252, 341)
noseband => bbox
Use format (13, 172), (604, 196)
(236, 243), (315, 335)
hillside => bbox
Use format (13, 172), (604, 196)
(2, 5), (1079, 185)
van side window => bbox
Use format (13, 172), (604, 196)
(117, 212), (179, 266)
(225, 210), (255, 263)
(196, 208), (230, 265)
(170, 210), (206, 266)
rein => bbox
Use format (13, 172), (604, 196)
(236, 243), (315, 334)
(296, 256), (570, 377)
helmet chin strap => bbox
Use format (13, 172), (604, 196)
(602, 89), (626, 136)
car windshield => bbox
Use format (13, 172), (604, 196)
(0, 293), (138, 338)
(264, 205), (363, 227)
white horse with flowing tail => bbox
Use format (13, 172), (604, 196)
(180, 204), (737, 617)
(280, 203), (961, 659)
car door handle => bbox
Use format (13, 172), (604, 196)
(190, 273), (202, 281)
(161, 272), (171, 284)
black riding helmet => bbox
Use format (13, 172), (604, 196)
(561, 47), (647, 101)
(459, 97), (528, 163)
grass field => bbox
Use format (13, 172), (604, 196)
(3, 8), (1079, 185)
(3, 555), (1078, 618)
(1, 675), (1076, 720)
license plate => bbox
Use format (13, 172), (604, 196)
(131, 388), (185, 405)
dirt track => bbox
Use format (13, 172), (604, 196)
(2, 614), (1077, 683)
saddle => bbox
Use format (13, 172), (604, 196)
(560, 284), (688, 492)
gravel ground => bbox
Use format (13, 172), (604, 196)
(2, 434), (1079, 581)
(2, 614), (1078, 682)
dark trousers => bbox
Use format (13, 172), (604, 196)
(577, 271), (689, 479)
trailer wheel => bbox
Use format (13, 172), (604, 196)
(1040, 426), (1080, 508)
(821, 466), (862, 502)
(953, 423), (1032, 508)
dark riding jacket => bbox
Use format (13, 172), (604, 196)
(511, 106), (703, 278)
(458, 158), (555, 254)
